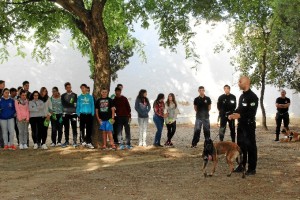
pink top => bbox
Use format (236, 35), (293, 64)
(15, 99), (30, 121)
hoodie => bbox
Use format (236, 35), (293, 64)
(0, 97), (16, 119)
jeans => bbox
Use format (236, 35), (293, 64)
(0, 124), (3, 148)
(192, 118), (210, 146)
(166, 121), (176, 142)
(63, 114), (78, 143)
(153, 114), (164, 145)
(116, 116), (131, 146)
(79, 114), (93, 144)
(0, 118), (15, 146)
(17, 120), (29, 145)
(51, 114), (63, 144)
(138, 117), (148, 146)
(219, 115), (236, 142)
(237, 121), (257, 171)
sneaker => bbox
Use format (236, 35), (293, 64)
(72, 142), (78, 147)
(23, 144), (28, 149)
(154, 144), (163, 147)
(33, 143), (38, 150)
(50, 143), (56, 147)
(61, 142), (69, 148)
(169, 142), (174, 146)
(19, 144), (24, 150)
(3, 145), (9, 150)
(86, 143), (94, 149)
(81, 142), (87, 147)
(41, 144), (48, 150)
(56, 142), (62, 146)
(101, 146), (107, 150)
(191, 145), (197, 148)
(10, 145), (17, 150)
(126, 145), (133, 150)
(111, 145), (117, 150)
(119, 144), (125, 150)
(164, 141), (170, 146)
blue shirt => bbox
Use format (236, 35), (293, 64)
(76, 94), (95, 116)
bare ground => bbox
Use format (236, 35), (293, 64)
(0, 124), (300, 200)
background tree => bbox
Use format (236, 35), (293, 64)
(217, 0), (300, 130)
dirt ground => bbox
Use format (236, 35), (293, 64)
(0, 124), (300, 200)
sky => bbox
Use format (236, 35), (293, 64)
(1, 22), (299, 124)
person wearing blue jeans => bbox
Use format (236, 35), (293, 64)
(152, 93), (165, 147)
(191, 86), (212, 148)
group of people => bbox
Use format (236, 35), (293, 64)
(0, 76), (291, 176)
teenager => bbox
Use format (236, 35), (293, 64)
(10, 87), (19, 145)
(0, 88), (17, 150)
(164, 93), (180, 147)
(135, 89), (151, 147)
(50, 87), (63, 147)
(76, 84), (95, 149)
(22, 80), (31, 100)
(153, 93), (165, 147)
(39, 87), (52, 149)
(15, 90), (30, 149)
(0, 80), (5, 148)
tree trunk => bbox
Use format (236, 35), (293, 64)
(260, 50), (268, 130)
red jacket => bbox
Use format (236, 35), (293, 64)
(113, 95), (131, 117)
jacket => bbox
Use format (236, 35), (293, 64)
(0, 97), (16, 120)
(15, 99), (30, 121)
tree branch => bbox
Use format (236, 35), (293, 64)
(5, 0), (50, 4)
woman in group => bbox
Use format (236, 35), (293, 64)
(0, 88), (17, 150)
(50, 87), (63, 147)
(164, 93), (180, 147)
(15, 90), (30, 149)
(39, 87), (52, 149)
(29, 91), (45, 149)
(135, 89), (151, 147)
(153, 93), (165, 147)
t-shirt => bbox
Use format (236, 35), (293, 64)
(194, 96), (212, 119)
(276, 97), (290, 114)
(95, 97), (114, 121)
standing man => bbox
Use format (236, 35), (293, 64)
(191, 86), (212, 148)
(0, 80), (5, 148)
(113, 87), (132, 150)
(76, 84), (95, 149)
(217, 85), (236, 142)
(61, 82), (78, 147)
(275, 90), (290, 141)
(229, 76), (258, 176)
(110, 83), (123, 144)
(22, 81), (31, 99)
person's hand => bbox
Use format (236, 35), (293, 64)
(228, 113), (240, 120)
(46, 115), (51, 121)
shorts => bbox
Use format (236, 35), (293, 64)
(99, 120), (113, 132)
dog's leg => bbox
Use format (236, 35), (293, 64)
(203, 160), (208, 177)
(238, 152), (246, 178)
(226, 155), (234, 177)
(209, 155), (217, 177)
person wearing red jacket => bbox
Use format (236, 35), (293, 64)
(113, 87), (132, 150)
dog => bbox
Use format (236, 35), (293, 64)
(202, 139), (245, 178)
(280, 128), (300, 142)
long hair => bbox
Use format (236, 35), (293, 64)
(153, 93), (164, 108)
(29, 91), (40, 101)
(39, 87), (49, 102)
(166, 93), (177, 108)
(137, 89), (149, 105)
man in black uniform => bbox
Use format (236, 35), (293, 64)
(191, 86), (212, 147)
(217, 85), (236, 142)
(228, 76), (258, 175)
(275, 90), (290, 141)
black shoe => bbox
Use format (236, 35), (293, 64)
(233, 165), (244, 173)
(274, 138), (279, 142)
(154, 144), (163, 147)
(245, 170), (256, 176)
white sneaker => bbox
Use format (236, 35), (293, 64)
(87, 143), (94, 149)
(81, 142), (87, 146)
(33, 143), (38, 149)
(41, 144), (48, 150)
(50, 143), (56, 147)
(23, 144), (28, 149)
(19, 144), (24, 150)
(56, 143), (62, 146)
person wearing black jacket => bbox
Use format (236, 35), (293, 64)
(61, 82), (78, 147)
(229, 76), (258, 176)
(217, 85), (236, 142)
(275, 90), (290, 141)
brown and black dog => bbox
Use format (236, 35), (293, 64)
(280, 128), (300, 142)
(202, 139), (245, 178)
